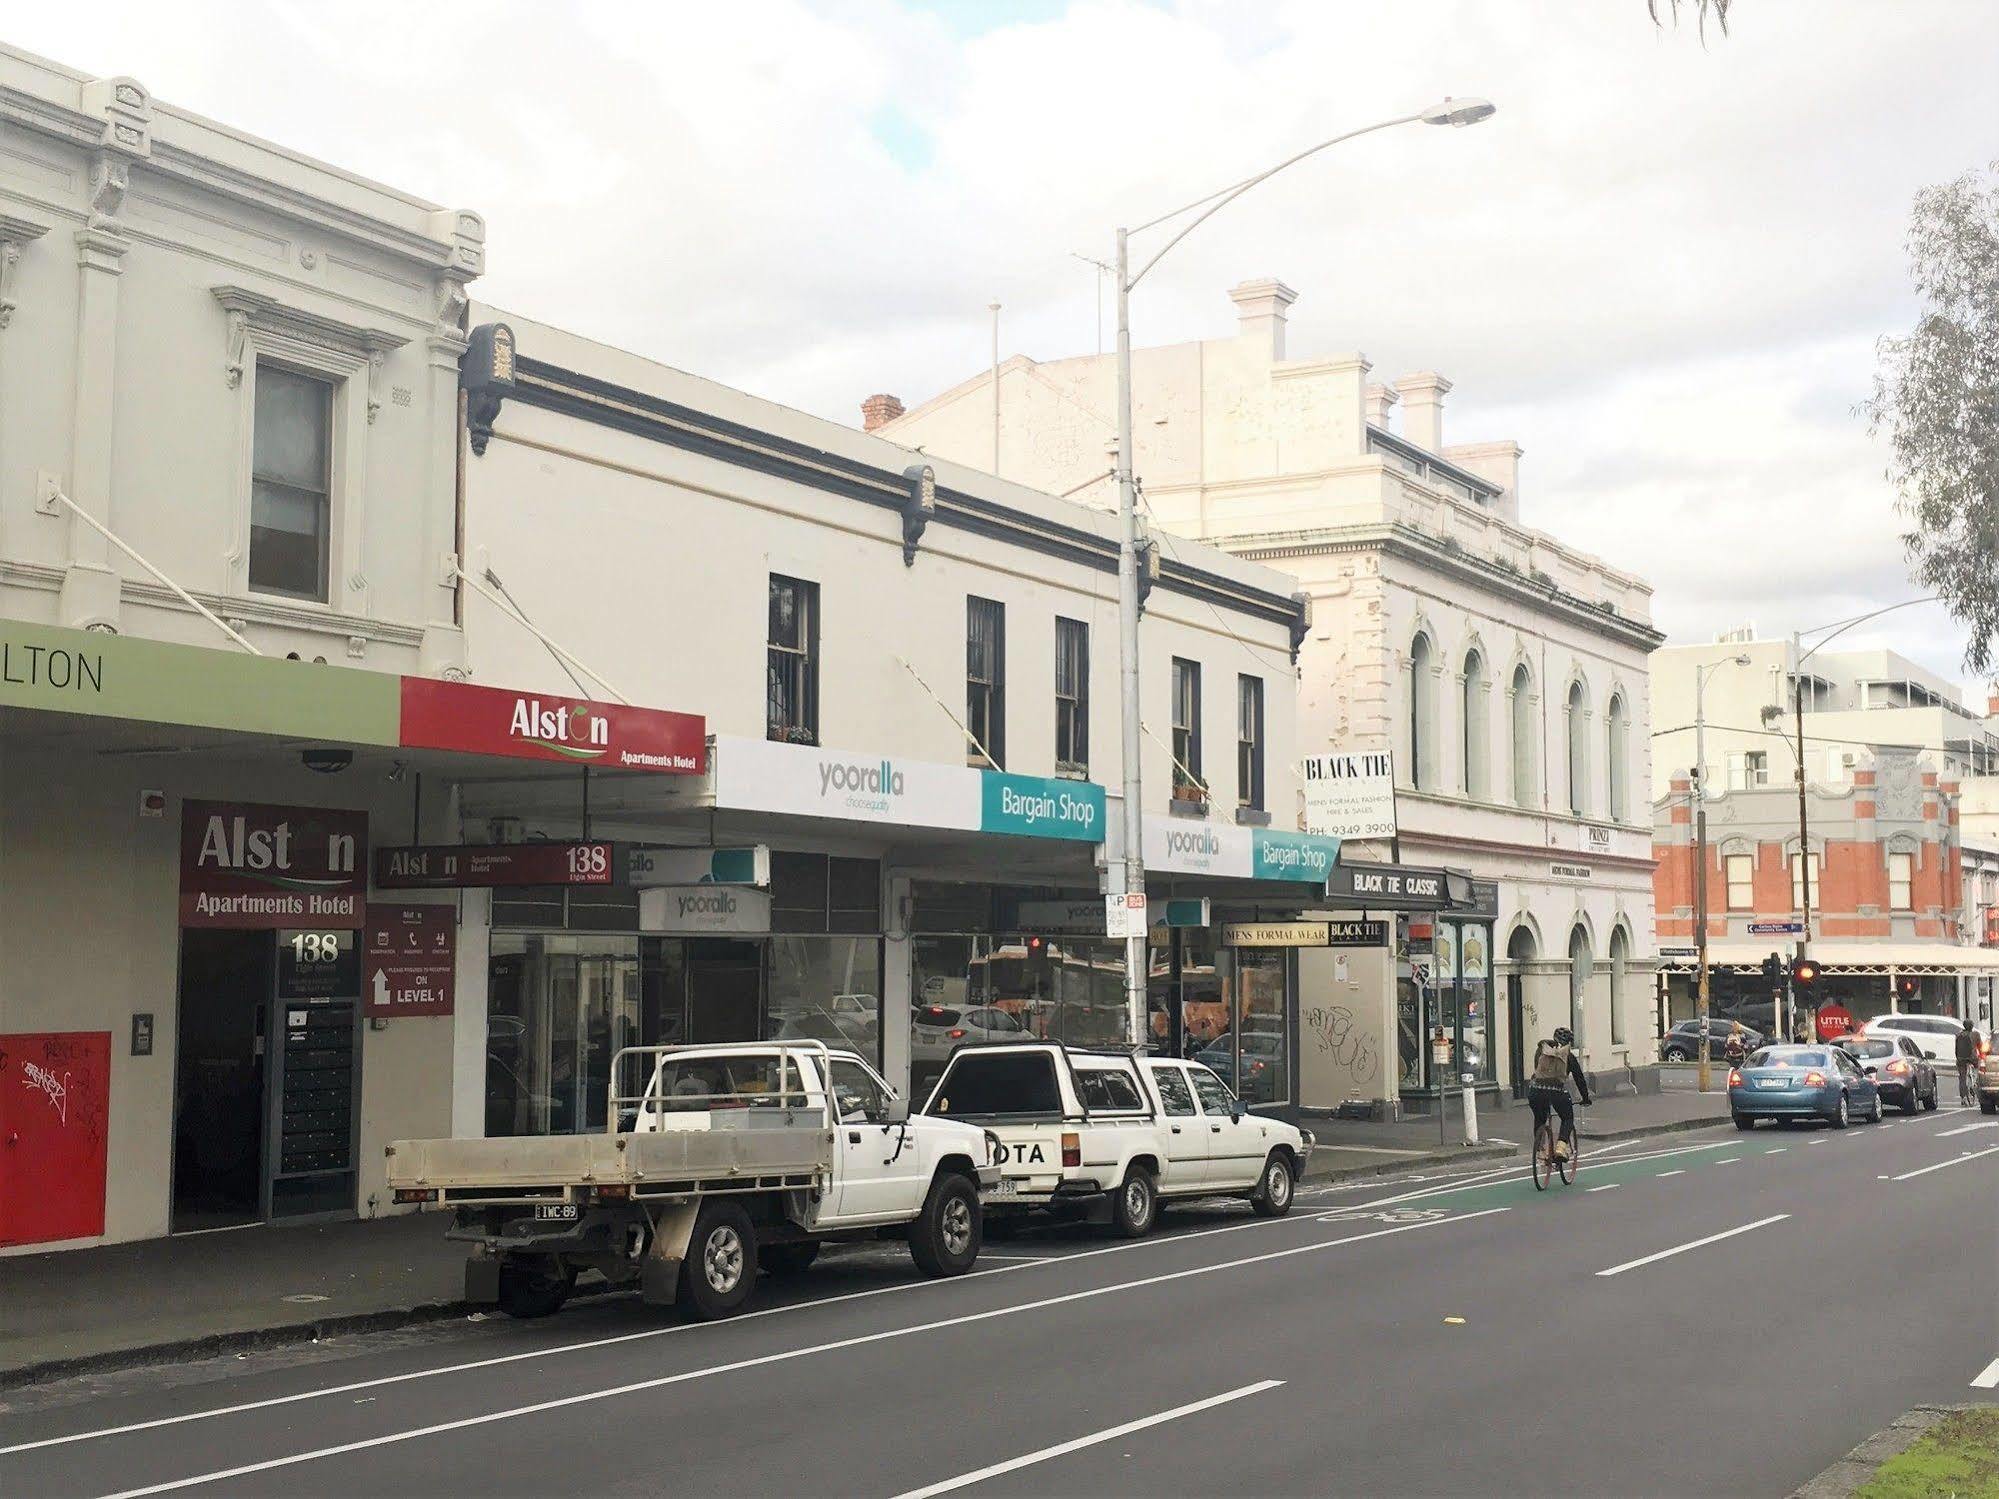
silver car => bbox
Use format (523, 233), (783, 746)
(1833, 1033), (1938, 1114)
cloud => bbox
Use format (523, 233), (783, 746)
(8, 0), (1993, 695)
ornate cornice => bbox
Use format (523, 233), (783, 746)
(0, 211), (50, 329)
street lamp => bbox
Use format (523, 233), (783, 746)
(1758, 597), (1939, 1042)
(1692, 653), (1751, 1092)
(1106, 98), (1497, 1051)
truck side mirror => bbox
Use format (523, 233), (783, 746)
(881, 1097), (910, 1125)
(1230, 1099), (1247, 1122)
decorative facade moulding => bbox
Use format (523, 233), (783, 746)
(900, 464), (935, 565)
(211, 284), (407, 417)
(0, 213), (50, 329)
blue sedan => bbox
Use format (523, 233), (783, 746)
(1729, 1045), (1883, 1130)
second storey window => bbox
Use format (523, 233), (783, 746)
(1054, 617), (1088, 774)
(966, 597), (1005, 768)
(249, 365), (333, 602)
(1791, 851), (1820, 912)
(1237, 675), (1264, 811)
(1171, 657), (1203, 802)
(1888, 851), (1914, 910)
(1725, 853), (1754, 910)
(767, 574), (819, 744)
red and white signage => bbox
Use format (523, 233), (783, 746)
(363, 905), (456, 1017)
(1815, 1002), (1855, 1041)
(180, 801), (368, 929)
(1, 1032), (110, 1247)
(399, 678), (704, 775)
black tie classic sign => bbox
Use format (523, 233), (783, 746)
(1323, 862), (1474, 912)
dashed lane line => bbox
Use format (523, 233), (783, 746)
(1596, 1215), (1790, 1278)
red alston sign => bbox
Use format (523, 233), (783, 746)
(399, 679), (704, 774)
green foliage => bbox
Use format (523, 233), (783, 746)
(1855, 1408), (1999, 1499)
(1865, 163), (1999, 673)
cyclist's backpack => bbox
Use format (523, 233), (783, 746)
(1531, 1041), (1571, 1085)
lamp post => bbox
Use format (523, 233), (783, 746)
(1693, 653), (1751, 1092)
(1107, 96), (1496, 1052)
(1761, 598), (1939, 1042)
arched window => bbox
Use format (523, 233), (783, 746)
(1510, 664), (1537, 808)
(1605, 694), (1629, 822)
(1408, 632), (1437, 791)
(1565, 679), (1589, 817)
(1461, 650), (1487, 800)
(1567, 924), (1592, 1045)
(1608, 927), (1628, 1046)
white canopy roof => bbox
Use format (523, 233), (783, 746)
(1662, 944), (1999, 974)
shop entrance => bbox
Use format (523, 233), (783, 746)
(172, 930), (271, 1232)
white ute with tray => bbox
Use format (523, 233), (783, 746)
(920, 1042), (1312, 1236)
(386, 1042), (997, 1320)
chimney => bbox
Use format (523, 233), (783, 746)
(1393, 371), (1452, 453)
(1227, 278), (1298, 360)
(1989, 688), (1999, 716)
(860, 393), (905, 432)
(1364, 382), (1400, 430)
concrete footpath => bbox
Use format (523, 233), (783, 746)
(0, 1089), (1726, 1387)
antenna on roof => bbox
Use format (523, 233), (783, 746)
(1072, 251), (1113, 356)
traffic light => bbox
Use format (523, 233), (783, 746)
(1760, 953), (1783, 987)
(1895, 975), (1919, 1001)
(1790, 956), (1823, 991)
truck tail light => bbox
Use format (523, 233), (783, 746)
(1061, 1132), (1081, 1168)
(393, 1188), (437, 1204)
(594, 1184), (630, 1201)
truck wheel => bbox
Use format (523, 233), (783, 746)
(909, 1173), (981, 1277)
(759, 1242), (820, 1276)
(1250, 1152), (1295, 1217)
(496, 1258), (570, 1320)
(678, 1202), (758, 1320)
(1109, 1166), (1158, 1238)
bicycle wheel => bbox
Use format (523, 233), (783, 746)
(1558, 1132), (1578, 1185)
(1531, 1124), (1553, 1191)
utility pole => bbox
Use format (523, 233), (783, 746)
(1694, 668), (1713, 1092)
(1793, 630), (1812, 1044)
(1114, 229), (1147, 1052)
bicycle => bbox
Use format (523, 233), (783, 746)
(1531, 1109), (1579, 1191)
(1960, 1062), (1978, 1108)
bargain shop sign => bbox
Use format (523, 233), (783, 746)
(1144, 817), (1341, 884)
(712, 735), (1104, 842)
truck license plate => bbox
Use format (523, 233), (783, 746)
(986, 1178), (1019, 1199)
(534, 1203), (580, 1221)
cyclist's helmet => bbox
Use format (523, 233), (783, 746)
(1552, 1026), (1574, 1046)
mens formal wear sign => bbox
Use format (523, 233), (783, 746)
(180, 802), (368, 929)
(1301, 751), (1397, 840)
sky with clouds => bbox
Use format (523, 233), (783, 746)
(12, 1), (1995, 699)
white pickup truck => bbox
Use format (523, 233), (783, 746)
(920, 1042), (1312, 1236)
(386, 1042), (997, 1320)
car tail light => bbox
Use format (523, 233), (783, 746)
(1061, 1131), (1081, 1168)
(1727, 1069), (1743, 1087)
(1803, 1071), (1827, 1087)
(594, 1184), (630, 1201)
(393, 1187), (436, 1204)
(1887, 1059), (1912, 1077)
(948, 1028), (966, 1040)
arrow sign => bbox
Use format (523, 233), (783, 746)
(372, 969), (390, 1006)
(362, 905), (455, 1017)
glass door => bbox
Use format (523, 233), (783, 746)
(485, 935), (640, 1136)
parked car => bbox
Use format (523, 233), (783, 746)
(1832, 1033), (1937, 1114)
(921, 1042), (1311, 1236)
(1661, 1018), (1764, 1063)
(1729, 1044), (1882, 1130)
(1979, 1050), (1999, 1115)
(1192, 1031), (1286, 1103)
(1860, 1012), (1966, 1063)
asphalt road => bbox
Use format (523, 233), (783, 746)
(3, 1106), (1996, 1498)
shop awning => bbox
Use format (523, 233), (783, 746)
(1661, 944), (1999, 975)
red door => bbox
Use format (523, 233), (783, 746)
(0, 1032), (111, 1247)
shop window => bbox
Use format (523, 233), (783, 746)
(967, 596), (1006, 769)
(1791, 852), (1820, 910)
(1510, 663), (1538, 808)
(249, 364), (333, 602)
(829, 856), (883, 933)
(1889, 851), (1914, 910)
(772, 853), (882, 934)
(768, 574), (819, 745)
(1055, 617), (1089, 775)
(492, 885), (636, 931)
(1204, 947), (1287, 1105)
(484, 934), (641, 1138)
(910, 882), (995, 934)
(1236, 675), (1264, 812)
(768, 936), (882, 1067)
(1725, 854), (1754, 911)
(1172, 657), (1204, 802)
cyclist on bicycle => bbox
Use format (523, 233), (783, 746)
(1956, 1018), (1984, 1103)
(1528, 1026), (1593, 1160)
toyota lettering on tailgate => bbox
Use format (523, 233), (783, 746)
(991, 1139), (1050, 1168)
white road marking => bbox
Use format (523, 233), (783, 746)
(1715, 1158), (1739, 1166)
(967, 1254), (1052, 1262)
(1972, 1357), (1999, 1390)
(1938, 1122), (1999, 1138)
(0, 1204), (1330, 1458)
(1890, 1145), (1999, 1182)
(1587, 1184), (1620, 1193)
(93, 1209), (1509, 1498)
(1655, 1170), (1685, 1178)
(889, 1380), (1285, 1499)
(1765, 1148), (1787, 1154)
(1807, 1138), (1825, 1145)
(1596, 1215), (1790, 1278)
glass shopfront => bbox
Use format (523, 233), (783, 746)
(1394, 881), (1499, 1097)
(485, 855), (883, 1137)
